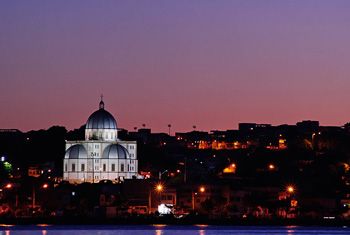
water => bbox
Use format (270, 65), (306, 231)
(0, 225), (349, 235)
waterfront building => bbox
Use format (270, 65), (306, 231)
(63, 98), (138, 183)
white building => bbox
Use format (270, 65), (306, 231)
(63, 99), (138, 183)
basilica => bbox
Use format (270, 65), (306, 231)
(63, 99), (138, 183)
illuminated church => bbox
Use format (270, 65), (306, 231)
(63, 98), (138, 183)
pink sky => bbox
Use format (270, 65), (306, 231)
(1, 1), (350, 132)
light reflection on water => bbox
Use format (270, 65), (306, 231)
(155, 229), (162, 235)
(0, 226), (350, 235)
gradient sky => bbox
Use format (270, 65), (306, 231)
(1, 1), (350, 133)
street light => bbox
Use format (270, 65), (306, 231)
(3, 183), (19, 208)
(149, 183), (165, 214)
(168, 124), (171, 136)
(192, 186), (206, 210)
(159, 170), (168, 180)
(155, 183), (163, 192)
(287, 186), (295, 194)
(32, 183), (49, 209)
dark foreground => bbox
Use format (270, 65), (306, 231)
(1, 225), (350, 235)
(0, 216), (349, 227)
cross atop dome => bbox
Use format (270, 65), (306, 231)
(99, 94), (104, 109)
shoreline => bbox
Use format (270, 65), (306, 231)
(0, 217), (349, 227)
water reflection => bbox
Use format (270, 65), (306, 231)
(0, 226), (349, 235)
(155, 229), (163, 235)
(286, 225), (297, 235)
(287, 229), (295, 235)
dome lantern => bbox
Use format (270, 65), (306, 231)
(99, 94), (105, 110)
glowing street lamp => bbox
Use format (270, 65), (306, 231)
(156, 183), (163, 192)
(149, 183), (165, 213)
(192, 186), (206, 210)
(268, 164), (275, 170)
(32, 183), (50, 209)
(3, 183), (19, 207)
(287, 186), (295, 194)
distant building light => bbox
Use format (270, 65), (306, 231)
(223, 163), (237, 174)
(0, 156), (5, 162)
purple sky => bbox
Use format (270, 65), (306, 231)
(1, 1), (350, 133)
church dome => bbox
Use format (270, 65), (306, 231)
(102, 144), (129, 159)
(65, 144), (87, 159)
(86, 99), (117, 130)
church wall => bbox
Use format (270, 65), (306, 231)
(64, 141), (139, 183)
(85, 129), (118, 141)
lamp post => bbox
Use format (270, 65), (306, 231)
(32, 185), (35, 209)
(184, 157), (187, 183)
(192, 186), (206, 211)
(149, 183), (164, 213)
(168, 124), (171, 136)
(3, 183), (18, 208)
(159, 170), (168, 180)
(311, 133), (316, 150)
(311, 132), (321, 150)
(285, 185), (298, 216)
(32, 183), (49, 209)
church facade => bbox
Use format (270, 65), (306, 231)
(63, 99), (138, 183)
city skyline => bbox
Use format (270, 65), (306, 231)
(1, 1), (350, 132)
